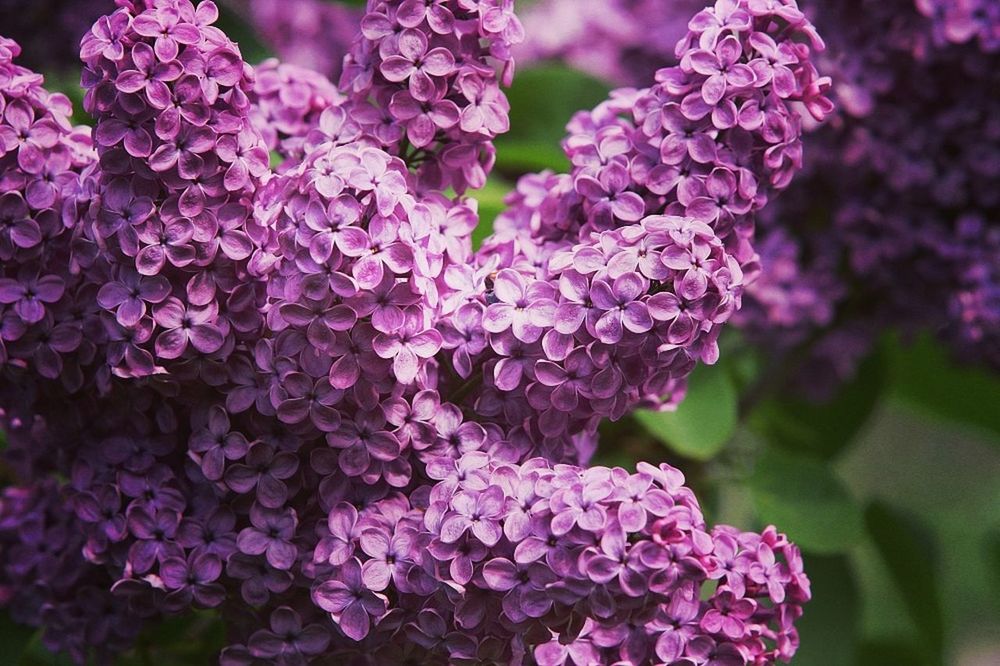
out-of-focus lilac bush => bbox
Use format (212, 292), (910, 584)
(740, 0), (1000, 397)
(0, 0), (836, 663)
(224, 0), (362, 81)
(518, 0), (1000, 398)
(0, 0), (111, 71)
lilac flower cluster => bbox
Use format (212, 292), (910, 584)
(468, 0), (832, 436)
(306, 457), (811, 664)
(734, 0), (1000, 392)
(250, 58), (344, 167)
(81, 0), (269, 377)
(0, 1), (830, 663)
(338, 0), (522, 193)
(518, 0), (999, 393)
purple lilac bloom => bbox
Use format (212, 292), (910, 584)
(524, 0), (1000, 395)
(0, 0), (828, 663)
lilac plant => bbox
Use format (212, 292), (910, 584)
(0, 0), (831, 663)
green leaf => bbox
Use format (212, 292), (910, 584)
(885, 334), (1000, 440)
(494, 65), (610, 176)
(494, 140), (570, 173)
(986, 530), (1000, 603)
(747, 449), (863, 554)
(856, 639), (925, 666)
(0, 614), (35, 664)
(633, 363), (737, 461)
(791, 555), (860, 666)
(750, 351), (885, 459)
(864, 501), (945, 664)
(469, 178), (513, 249)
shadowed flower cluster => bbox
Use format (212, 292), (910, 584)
(0, 0), (830, 663)
(737, 0), (1000, 394)
(225, 0), (363, 82)
(514, 0), (1000, 396)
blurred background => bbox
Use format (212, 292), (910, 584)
(0, 0), (998, 664)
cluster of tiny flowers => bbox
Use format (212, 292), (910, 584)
(516, 0), (706, 85)
(249, 58), (345, 166)
(734, 0), (1000, 394)
(225, 0), (362, 82)
(517, 0), (999, 394)
(0, 1), (829, 663)
(338, 0), (522, 193)
(80, 0), (270, 378)
(0, 35), (96, 385)
(466, 0), (832, 434)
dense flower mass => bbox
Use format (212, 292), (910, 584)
(516, 0), (1000, 395)
(0, 0), (830, 663)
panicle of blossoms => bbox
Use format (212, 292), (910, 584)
(0, 481), (142, 663)
(224, 0), (363, 82)
(301, 456), (810, 664)
(433, 0), (832, 459)
(734, 0), (1000, 394)
(79, 0), (271, 378)
(0, 0), (830, 663)
(338, 0), (523, 193)
(0, 35), (98, 389)
(249, 58), (345, 167)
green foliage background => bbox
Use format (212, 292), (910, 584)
(2, 2), (998, 663)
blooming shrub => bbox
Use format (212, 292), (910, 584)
(0, 0), (831, 663)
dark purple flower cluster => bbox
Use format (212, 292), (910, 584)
(734, 0), (1000, 394)
(0, 1), (830, 663)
